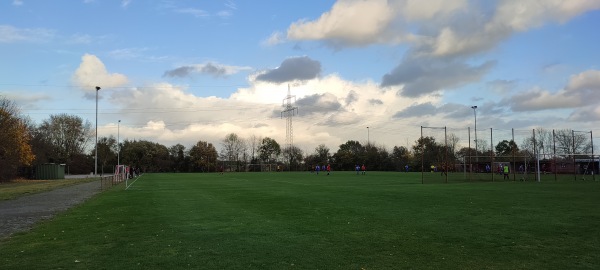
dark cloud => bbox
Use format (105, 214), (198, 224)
(381, 56), (496, 97)
(163, 66), (195, 78)
(295, 93), (341, 115)
(392, 102), (437, 118)
(319, 112), (362, 127)
(393, 102), (487, 120)
(345, 90), (358, 105)
(200, 63), (228, 77)
(256, 56), (321, 83)
(569, 106), (600, 122)
(369, 99), (383, 105)
(163, 63), (233, 78)
(439, 103), (473, 119)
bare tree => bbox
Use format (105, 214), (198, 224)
(37, 114), (92, 164)
(248, 134), (262, 162)
(220, 133), (246, 172)
(553, 129), (591, 157)
(535, 128), (553, 158)
(447, 133), (460, 156)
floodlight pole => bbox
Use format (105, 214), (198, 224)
(591, 130), (595, 181)
(367, 126), (370, 146)
(118, 120), (121, 168)
(471, 106), (478, 164)
(95, 86), (100, 177)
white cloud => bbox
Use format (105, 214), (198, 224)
(569, 106), (600, 122)
(262, 31), (286, 47)
(176, 8), (209, 18)
(217, 10), (232, 18)
(13, 0), (23, 6)
(121, 0), (131, 8)
(426, 0), (600, 57)
(67, 34), (93, 44)
(285, 0), (600, 100)
(566, 70), (600, 93)
(395, 0), (468, 21)
(286, 0), (600, 57)
(72, 54), (128, 95)
(0, 25), (55, 43)
(94, 70), (440, 151)
(2, 91), (51, 109)
(108, 48), (149, 60)
(506, 70), (600, 112)
(287, 0), (400, 47)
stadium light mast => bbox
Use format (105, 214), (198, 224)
(471, 105), (478, 161)
(95, 86), (101, 177)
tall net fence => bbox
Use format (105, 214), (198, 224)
(418, 128), (597, 183)
(420, 126), (449, 184)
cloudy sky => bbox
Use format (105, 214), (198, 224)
(1, 0), (599, 154)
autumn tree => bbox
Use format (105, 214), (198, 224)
(259, 137), (281, 163)
(495, 140), (519, 156)
(169, 144), (188, 172)
(95, 136), (117, 175)
(332, 140), (364, 170)
(120, 140), (170, 172)
(189, 140), (218, 172)
(391, 145), (411, 171)
(413, 136), (446, 171)
(0, 97), (34, 181)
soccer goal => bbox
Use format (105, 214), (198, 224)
(247, 163), (277, 172)
(419, 126), (451, 184)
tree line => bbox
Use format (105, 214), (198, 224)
(0, 95), (594, 181)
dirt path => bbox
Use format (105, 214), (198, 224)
(0, 181), (102, 240)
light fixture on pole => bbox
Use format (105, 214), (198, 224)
(471, 105), (478, 161)
(117, 120), (121, 168)
(367, 126), (370, 146)
(95, 86), (100, 176)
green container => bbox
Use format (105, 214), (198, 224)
(35, 164), (65, 180)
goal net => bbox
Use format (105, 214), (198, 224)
(419, 126), (450, 184)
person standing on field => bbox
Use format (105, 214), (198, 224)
(326, 164), (331, 175)
(503, 164), (510, 180)
(361, 164), (366, 175)
(355, 164), (360, 175)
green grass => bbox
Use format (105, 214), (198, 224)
(1, 172), (599, 269)
(0, 178), (97, 201)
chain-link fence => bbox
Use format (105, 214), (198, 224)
(419, 127), (597, 183)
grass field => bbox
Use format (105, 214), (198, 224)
(1, 172), (599, 269)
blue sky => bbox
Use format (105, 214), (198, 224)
(1, 0), (600, 154)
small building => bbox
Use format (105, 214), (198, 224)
(34, 163), (65, 180)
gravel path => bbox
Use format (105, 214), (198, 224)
(0, 181), (102, 240)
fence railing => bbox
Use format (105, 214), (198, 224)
(99, 172), (127, 190)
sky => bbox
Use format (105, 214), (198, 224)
(2, 0), (600, 155)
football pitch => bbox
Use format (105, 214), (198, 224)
(1, 172), (599, 269)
